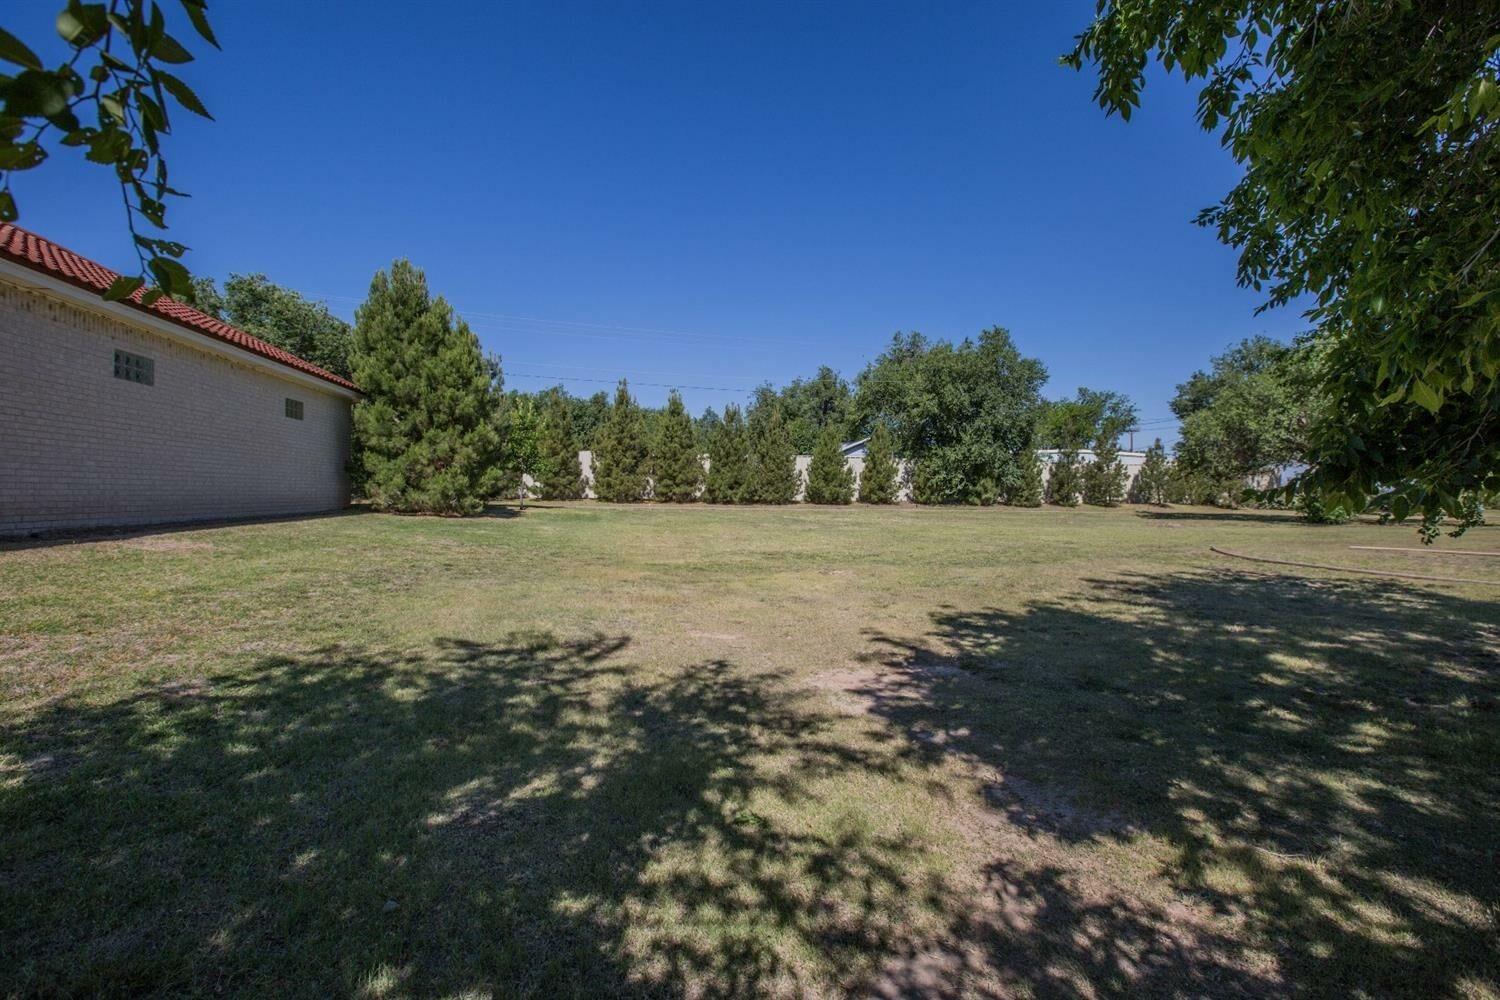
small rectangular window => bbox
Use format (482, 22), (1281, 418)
(285, 398), (304, 420)
(113, 350), (153, 385)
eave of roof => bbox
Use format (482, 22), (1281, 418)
(0, 223), (359, 393)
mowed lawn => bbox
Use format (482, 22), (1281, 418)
(2, 503), (1498, 998)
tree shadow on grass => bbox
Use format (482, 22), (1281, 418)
(858, 570), (1500, 997)
(0, 633), (923, 997)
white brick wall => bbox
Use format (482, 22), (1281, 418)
(0, 281), (352, 535)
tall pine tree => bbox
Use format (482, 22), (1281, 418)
(805, 425), (854, 504)
(1133, 438), (1171, 505)
(747, 402), (799, 504)
(651, 391), (703, 502)
(351, 260), (500, 515)
(536, 392), (585, 500)
(592, 380), (649, 502)
(857, 424), (899, 504)
(703, 405), (750, 504)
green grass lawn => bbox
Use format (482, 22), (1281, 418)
(2, 502), (1497, 998)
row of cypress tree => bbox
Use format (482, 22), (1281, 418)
(346, 259), (1149, 514)
(590, 383), (905, 504)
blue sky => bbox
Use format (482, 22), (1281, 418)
(14, 0), (1307, 441)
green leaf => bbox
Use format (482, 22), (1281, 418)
(149, 256), (193, 297)
(2, 70), (71, 117)
(1408, 379), (1442, 413)
(150, 32), (194, 64)
(0, 27), (43, 71)
(0, 190), (15, 222)
(178, 0), (219, 49)
(0, 141), (46, 169)
(156, 69), (211, 118)
(103, 274), (145, 301)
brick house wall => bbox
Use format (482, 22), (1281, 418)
(0, 280), (353, 535)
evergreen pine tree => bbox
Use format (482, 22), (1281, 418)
(805, 425), (855, 504)
(651, 391), (703, 502)
(351, 260), (500, 514)
(1007, 448), (1045, 506)
(857, 424), (899, 504)
(1132, 438), (1171, 505)
(1047, 449), (1082, 506)
(703, 405), (750, 503)
(1082, 437), (1128, 505)
(592, 380), (649, 502)
(747, 403), (799, 504)
(536, 392), (584, 500)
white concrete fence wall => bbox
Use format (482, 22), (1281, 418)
(519, 449), (1145, 503)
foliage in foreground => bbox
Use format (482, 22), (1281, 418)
(350, 260), (500, 515)
(1067, 1), (1500, 533)
(0, 1), (218, 300)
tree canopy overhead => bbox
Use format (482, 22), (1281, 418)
(1066, 1), (1500, 534)
(1, 1), (218, 302)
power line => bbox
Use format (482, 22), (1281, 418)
(504, 371), (759, 394)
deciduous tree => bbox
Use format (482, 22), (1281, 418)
(853, 327), (1047, 504)
(1066, 2), (1500, 535)
(193, 273), (353, 378)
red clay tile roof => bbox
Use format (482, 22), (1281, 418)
(0, 223), (358, 393)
